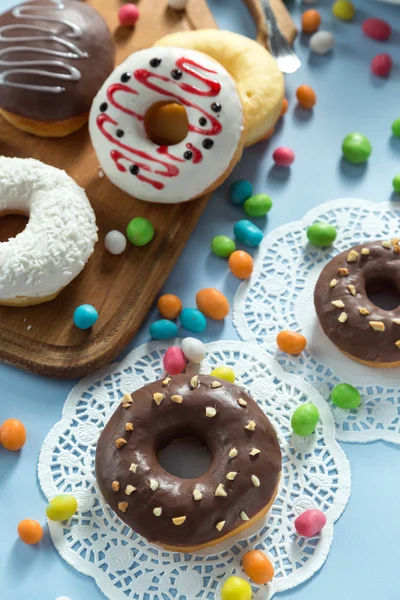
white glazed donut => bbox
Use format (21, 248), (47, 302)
(89, 46), (245, 204)
(0, 157), (98, 306)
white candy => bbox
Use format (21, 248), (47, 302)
(309, 31), (335, 55)
(168, 0), (189, 9)
(104, 230), (127, 255)
(181, 337), (205, 364)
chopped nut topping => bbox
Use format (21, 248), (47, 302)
(172, 516), (186, 526)
(228, 448), (238, 459)
(338, 268), (349, 276)
(382, 241), (392, 249)
(153, 507), (162, 517)
(240, 511), (249, 521)
(331, 300), (345, 308)
(122, 403), (131, 409)
(358, 307), (371, 316)
(329, 279), (338, 288)
(129, 463), (137, 474)
(112, 481), (120, 492)
(396, 341), (400, 349)
(394, 244), (400, 255)
(211, 381), (222, 389)
(361, 248), (370, 255)
(251, 475), (261, 487)
(125, 485), (136, 496)
(338, 312), (348, 323)
(249, 448), (260, 457)
(347, 250), (359, 263)
(369, 321), (385, 332)
(226, 472), (238, 481)
(153, 392), (164, 406)
(215, 484), (228, 497)
(393, 319), (400, 325)
(193, 489), (203, 501)
(171, 394), (183, 404)
(162, 377), (171, 387)
(245, 420), (256, 431)
(238, 398), (247, 407)
(347, 285), (357, 296)
(125, 422), (134, 432)
(118, 502), (128, 513)
(122, 393), (132, 404)
(206, 407), (217, 418)
(215, 521), (226, 532)
(190, 375), (199, 389)
(391, 238), (400, 246)
(150, 479), (159, 491)
(115, 438), (127, 449)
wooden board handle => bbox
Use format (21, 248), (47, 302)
(242, 0), (297, 46)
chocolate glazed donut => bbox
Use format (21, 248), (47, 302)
(95, 374), (282, 551)
(314, 239), (400, 367)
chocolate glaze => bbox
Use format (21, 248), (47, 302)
(0, 0), (115, 122)
(314, 240), (400, 364)
(95, 374), (282, 549)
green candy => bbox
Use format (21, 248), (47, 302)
(331, 383), (361, 409)
(291, 403), (320, 436)
(391, 118), (400, 138)
(243, 194), (273, 217)
(342, 132), (372, 164)
(393, 174), (400, 194)
(46, 494), (78, 522)
(211, 235), (236, 258)
(126, 217), (154, 247)
(307, 222), (337, 247)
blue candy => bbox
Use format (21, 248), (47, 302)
(234, 220), (264, 247)
(150, 319), (178, 340)
(73, 304), (99, 330)
(180, 308), (207, 333)
(229, 179), (253, 206)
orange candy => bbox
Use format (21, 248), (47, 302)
(0, 418), (26, 451)
(228, 251), (254, 279)
(196, 288), (230, 320)
(242, 550), (275, 584)
(157, 294), (182, 320)
(296, 85), (317, 110)
(280, 98), (289, 116)
(301, 9), (321, 34)
(277, 330), (307, 355)
(17, 519), (43, 545)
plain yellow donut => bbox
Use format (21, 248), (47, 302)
(154, 29), (284, 147)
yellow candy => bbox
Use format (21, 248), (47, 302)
(332, 0), (355, 21)
(46, 494), (78, 522)
(221, 577), (252, 600)
(210, 366), (235, 383)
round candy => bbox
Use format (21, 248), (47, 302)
(371, 53), (392, 77)
(104, 230), (127, 255)
(307, 222), (337, 247)
(309, 31), (335, 55)
(291, 403), (320, 436)
(150, 319), (178, 340)
(362, 18), (391, 41)
(301, 9), (321, 34)
(221, 576), (252, 600)
(280, 98), (289, 116)
(210, 366), (235, 383)
(168, 0), (189, 8)
(211, 235), (236, 258)
(392, 118), (400, 138)
(46, 495), (78, 522)
(272, 147), (295, 167)
(118, 3), (140, 26)
(393, 174), (400, 194)
(0, 418), (26, 451)
(157, 294), (182, 320)
(196, 288), (230, 320)
(163, 346), (186, 375)
(234, 220), (263, 247)
(18, 519), (43, 545)
(332, 0), (355, 21)
(331, 383), (361, 409)
(242, 550), (274, 584)
(296, 85), (317, 110)
(277, 330), (307, 355)
(244, 194), (273, 217)
(180, 308), (207, 333)
(342, 132), (372, 164)
(295, 509), (327, 537)
(229, 179), (253, 206)
(73, 304), (98, 330)
(228, 250), (254, 279)
(181, 337), (206, 363)
(126, 217), (154, 247)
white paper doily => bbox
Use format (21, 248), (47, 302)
(233, 198), (400, 444)
(38, 341), (350, 600)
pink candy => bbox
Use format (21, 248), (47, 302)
(163, 347), (186, 375)
(371, 53), (392, 77)
(273, 146), (295, 167)
(363, 18), (391, 42)
(295, 509), (327, 537)
(118, 3), (140, 26)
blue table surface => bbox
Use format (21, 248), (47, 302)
(1, 1), (400, 599)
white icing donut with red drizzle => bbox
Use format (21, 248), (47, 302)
(89, 47), (245, 204)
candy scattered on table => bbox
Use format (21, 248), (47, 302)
(180, 308), (207, 333)
(228, 250), (254, 279)
(157, 294), (182, 320)
(392, 118), (400, 138)
(295, 509), (327, 537)
(280, 98), (289, 116)
(118, 3), (140, 26)
(244, 194), (273, 217)
(393, 174), (400, 194)
(242, 549), (274, 584)
(163, 347), (186, 375)
(230, 179), (253, 206)
(73, 304), (98, 330)
(17, 519), (43, 545)
(307, 222), (337, 246)
(0, 418), (26, 451)
(371, 53), (392, 77)
(168, 0), (189, 9)
(332, 0), (355, 21)
(104, 230), (127, 255)
(331, 383), (361, 409)
(221, 576), (252, 600)
(296, 84), (317, 110)
(210, 366), (235, 383)
(362, 18), (391, 42)
(301, 9), (321, 34)
(150, 319), (178, 340)
(234, 220), (263, 247)
(342, 132), (372, 164)
(277, 330), (307, 355)
(126, 217), (154, 247)
(46, 495), (78, 522)
(211, 235), (236, 258)
(196, 288), (230, 320)
(273, 147), (295, 167)
(309, 30), (335, 55)
(291, 403), (320, 436)
(181, 337), (205, 363)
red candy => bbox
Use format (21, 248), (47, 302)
(273, 146), (295, 167)
(118, 3), (140, 26)
(371, 53), (392, 77)
(295, 509), (327, 537)
(163, 346), (186, 375)
(363, 18), (391, 42)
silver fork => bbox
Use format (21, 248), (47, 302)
(260, 0), (301, 74)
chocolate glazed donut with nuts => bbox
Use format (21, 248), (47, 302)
(95, 374), (282, 551)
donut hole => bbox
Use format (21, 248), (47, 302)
(144, 101), (189, 146)
(365, 276), (400, 311)
(0, 213), (29, 242)
(158, 437), (211, 479)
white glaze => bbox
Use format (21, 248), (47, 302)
(89, 47), (244, 204)
(0, 157), (97, 301)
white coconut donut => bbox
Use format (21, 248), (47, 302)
(89, 46), (245, 204)
(0, 157), (98, 306)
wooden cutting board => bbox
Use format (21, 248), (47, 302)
(0, 0), (296, 379)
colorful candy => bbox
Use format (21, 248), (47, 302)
(277, 330), (307, 355)
(307, 222), (337, 246)
(210, 366), (235, 383)
(181, 337), (206, 363)
(150, 319), (178, 340)
(331, 383), (361, 409)
(332, 0), (355, 21)
(342, 132), (372, 164)
(301, 9), (321, 34)
(118, 3), (140, 26)
(196, 288), (230, 320)
(17, 519), (43, 545)
(163, 347), (186, 375)
(280, 98), (289, 116)
(393, 174), (400, 194)
(73, 304), (99, 330)
(242, 549), (274, 584)
(180, 308), (207, 333)
(104, 230), (127, 255)
(309, 31), (335, 55)
(157, 294), (182, 320)
(46, 495), (78, 522)
(244, 194), (273, 217)
(392, 118), (400, 138)
(126, 217), (154, 246)
(229, 180), (253, 206)
(362, 18), (391, 41)
(0, 418), (26, 451)
(221, 576), (252, 600)
(211, 235), (236, 258)
(272, 147), (295, 167)
(228, 251), (254, 279)
(296, 85), (317, 110)
(371, 53), (392, 77)
(234, 220), (263, 247)
(295, 509), (327, 537)
(291, 403), (320, 436)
